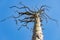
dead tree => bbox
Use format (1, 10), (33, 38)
(0, 2), (57, 40)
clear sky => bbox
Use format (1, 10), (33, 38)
(0, 0), (60, 40)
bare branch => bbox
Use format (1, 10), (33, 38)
(44, 13), (58, 23)
(38, 5), (50, 14)
(0, 15), (13, 22)
(19, 2), (36, 13)
(18, 22), (29, 30)
(12, 15), (21, 18)
(18, 19), (34, 23)
(18, 26), (22, 30)
(10, 2), (36, 13)
(40, 13), (48, 23)
(14, 19), (18, 25)
(23, 15), (35, 20)
(16, 11), (34, 16)
(10, 5), (34, 13)
(22, 23), (29, 29)
(40, 5), (50, 11)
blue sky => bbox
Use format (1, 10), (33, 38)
(0, 0), (60, 40)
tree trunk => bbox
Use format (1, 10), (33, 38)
(32, 13), (43, 40)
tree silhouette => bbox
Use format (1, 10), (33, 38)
(0, 2), (57, 40)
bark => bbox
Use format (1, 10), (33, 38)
(32, 13), (43, 40)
